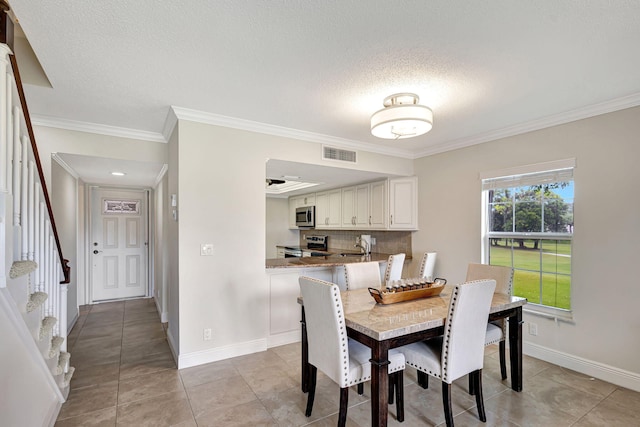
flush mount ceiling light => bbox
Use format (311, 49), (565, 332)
(370, 93), (433, 139)
(111, 171), (126, 176)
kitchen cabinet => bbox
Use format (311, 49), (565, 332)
(289, 176), (416, 231)
(369, 180), (388, 229)
(342, 180), (388, 229)
(341, 184), (370, 229)
(315, 189), (341, 229)
(288, 194), (316, 229)
(389, 176), (418, 229)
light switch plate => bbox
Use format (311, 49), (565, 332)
(200, 244), (214, 256)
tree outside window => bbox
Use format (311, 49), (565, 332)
(484, 176), (574, 311)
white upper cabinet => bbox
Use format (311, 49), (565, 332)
(388, 176), (418, 230)
(341, 184), (370, 229)
(315, 189), (342, 229)
(369, 180), (388, 229)
(288, 176), (417, 230)
(288, 194), (316, 229)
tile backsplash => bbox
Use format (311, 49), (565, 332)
(300, 230), (412, 257)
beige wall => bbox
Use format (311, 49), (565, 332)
(412, 106), (640, 379)
(51, 160), (78, 331)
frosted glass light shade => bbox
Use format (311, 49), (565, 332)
(370, 93), (433, 139)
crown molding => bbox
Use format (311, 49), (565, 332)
(168, 106), (415, 159)
(32, 91), (640, 161)
(31, 115), (167, 143)
(415, 92), (640, 158)
(162, 107), (179, 142)
(51, 153), (80, 179)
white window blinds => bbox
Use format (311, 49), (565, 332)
(481, 158), (575, 190)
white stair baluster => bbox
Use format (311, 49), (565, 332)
(12, 109), (21, 225)
(33, 187), (40, 285)
(49, 235), (54, 319)
(60, 282), (68, 353)
(20, 136), (28, 259)
(44, 221), (51, 316)
(53, 260), (59, 337)
(38, 202), (45, 293)
(28, 160), (35, 261)
(5, 96), (12, 191)
(7, 106), (22, 194)
(0, 45), (9, 192)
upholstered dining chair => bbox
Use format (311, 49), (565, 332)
(466, 263), (514, 381)
(344, 261), (382, 290)
(383, 253), (406, 285)
(418, 252), (438, 280)
(299, 276), (406, 426)
(344, 261), (396, 396)
(398, 279), (496, 427)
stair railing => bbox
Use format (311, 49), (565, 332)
(1, 1), (71, 356)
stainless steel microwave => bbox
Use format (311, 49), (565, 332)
(295, 206), (315, 228)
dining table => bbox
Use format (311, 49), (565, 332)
(298, 284), (527, 427)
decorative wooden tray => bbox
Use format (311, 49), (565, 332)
(368, 278), (447, 305)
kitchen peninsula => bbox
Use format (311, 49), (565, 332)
(265, 251), (405, 347)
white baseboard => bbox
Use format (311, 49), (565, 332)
(524, 342), (640, 392)
(267, 330), (300, 348)
(153, 298), (168, 323)
(178, 338), (268, 369)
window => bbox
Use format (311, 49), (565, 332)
(481, 160), (574, 314)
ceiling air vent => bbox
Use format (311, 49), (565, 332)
(323, 146), (357, 163)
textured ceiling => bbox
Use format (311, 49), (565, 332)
(8, 1), (640, 164)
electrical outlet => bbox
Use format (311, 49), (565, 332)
(203, 328), (212, 341)
(528, 322), (538, 336)
(200, 244), (214, 256)
(371, 237), (376, 245)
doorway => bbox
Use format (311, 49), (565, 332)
(89, 186), (150, 302)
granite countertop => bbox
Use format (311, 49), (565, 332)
(266, 252), (391, 269)
(340, 286), (527, 341)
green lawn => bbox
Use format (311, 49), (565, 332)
(489, 240), (571, 309)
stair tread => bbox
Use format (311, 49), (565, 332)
(27, 292), (48, 313)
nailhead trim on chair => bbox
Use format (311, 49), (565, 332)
(383, 254), (395, 284)
(334, 285), (351, 384)
(441, 286), (459, 381)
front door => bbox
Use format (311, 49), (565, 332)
(90, 187), (149, 302)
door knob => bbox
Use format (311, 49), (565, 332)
(93, 250), (102, 254)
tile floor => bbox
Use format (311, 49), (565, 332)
(55, 298), (639, 426)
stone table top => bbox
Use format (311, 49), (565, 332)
(300, 285), (527, 341)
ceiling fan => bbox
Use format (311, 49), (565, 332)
(266, 178), (286, 186)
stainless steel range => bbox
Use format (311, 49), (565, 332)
(283, 235), (328, 258)
(305, 235), (328, 251)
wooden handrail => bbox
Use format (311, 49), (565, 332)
(2, 2), (70, 284)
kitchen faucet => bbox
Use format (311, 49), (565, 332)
(354, 241), (369, 255)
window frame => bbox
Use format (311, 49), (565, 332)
(480, 159), (575, 320)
